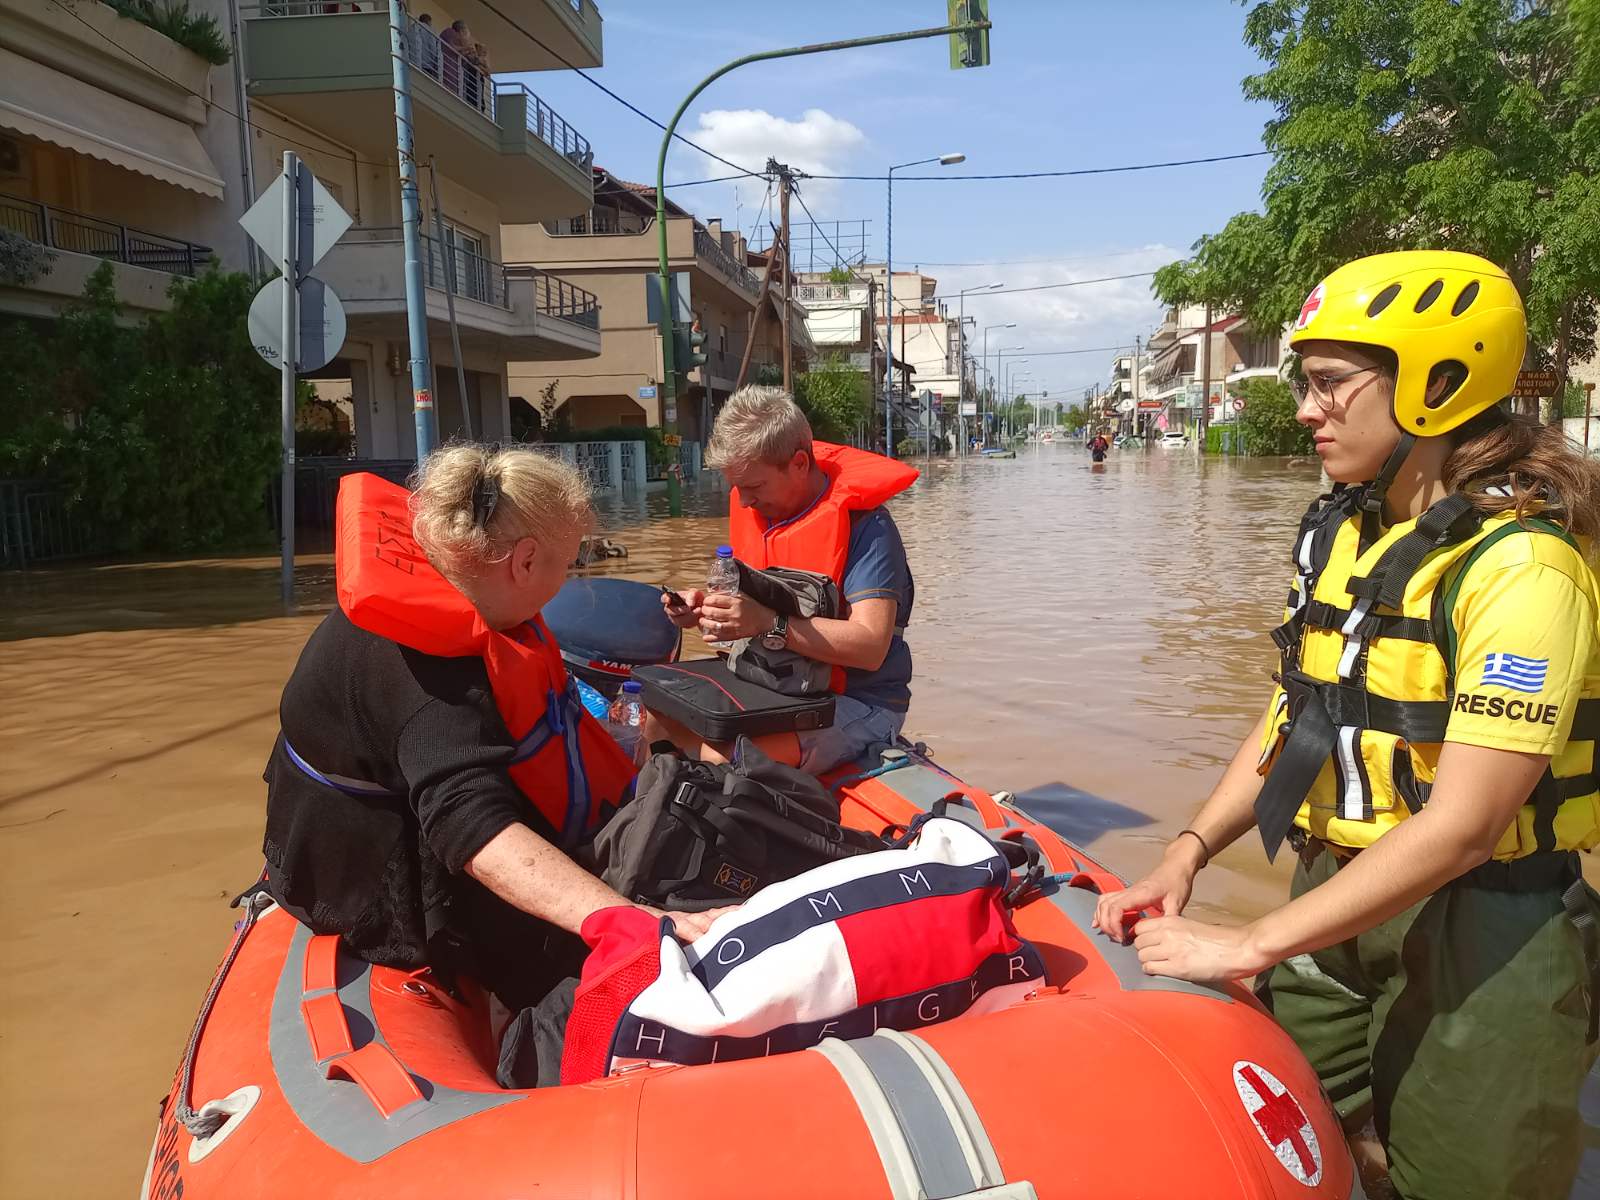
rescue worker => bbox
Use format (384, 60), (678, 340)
(1092, 251), (1600, 1200)
(659, 386), (918, 774)
(262, 445), (721, 1014)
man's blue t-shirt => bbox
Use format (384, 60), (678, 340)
(839, 507), (914, 712)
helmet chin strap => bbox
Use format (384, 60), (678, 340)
(1358, 431), (1417, 551)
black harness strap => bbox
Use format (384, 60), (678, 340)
(1346, 493), (1483, 610)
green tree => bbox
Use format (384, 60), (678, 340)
(794, 353), (871, 442)
(1062, 406), (1090, 434)
(1155, 0), (1600, 389)
(0, 262), (278, 553)
(1235, 376), (1314, 455)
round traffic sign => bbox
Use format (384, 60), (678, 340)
(248, 276), (347, 373)
(1232, 396), (1246, 413)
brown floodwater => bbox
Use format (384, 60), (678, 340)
(1, 445), (1593, 1197)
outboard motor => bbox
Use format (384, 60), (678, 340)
(544, 577), (682, 699)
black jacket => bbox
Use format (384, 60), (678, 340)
(263, 608), (580, 1007)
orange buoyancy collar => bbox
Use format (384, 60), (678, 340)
(334, 472), (635, 848)
(728, 441), (918, 583)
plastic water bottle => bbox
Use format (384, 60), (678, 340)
(704, 545), (740, 648)
(606, 680), (646, 763)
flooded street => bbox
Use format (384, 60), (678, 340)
(1, 446), (1592, 1195)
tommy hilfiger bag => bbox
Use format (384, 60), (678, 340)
(561, 815), (1047, 1084)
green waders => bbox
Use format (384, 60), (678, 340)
(1257, 840), (1599, 1200)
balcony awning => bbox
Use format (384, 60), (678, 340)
(805, 305), (866, 345)
(0, 50), (224, 199)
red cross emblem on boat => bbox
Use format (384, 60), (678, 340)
(1295, 284), (1325, 331)
(1232, 1060), (1323, 1186)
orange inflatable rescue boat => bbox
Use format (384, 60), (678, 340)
(143, 748), (1359, 1199)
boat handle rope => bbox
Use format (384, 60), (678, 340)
(171, 887), (271, 1137)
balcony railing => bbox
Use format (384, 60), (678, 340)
(693, 228), (759, 294)
(507, 264), (601, 330)
(495, 83), (592, 169)
(346, 226), (599, 329)
(0, 192), (212, 276)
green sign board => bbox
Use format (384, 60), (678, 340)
(948, 0), (991, 69)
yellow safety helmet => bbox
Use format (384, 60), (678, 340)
(1287, 250), (1525, 436)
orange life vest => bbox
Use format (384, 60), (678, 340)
(334, 473), (635, 848)
(727, 443), (918, 690)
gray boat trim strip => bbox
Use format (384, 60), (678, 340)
(811, 1030), (1037, 1200)
(1046, 886), (1234, 1003)
(268, 922), (523, 1163)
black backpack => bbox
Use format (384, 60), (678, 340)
(587, 738), (887, 912)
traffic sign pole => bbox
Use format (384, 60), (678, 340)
(280, 152), (299, 610)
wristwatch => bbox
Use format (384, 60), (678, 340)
(760, 614), (789, 651)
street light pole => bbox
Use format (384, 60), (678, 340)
(955, 283), (1000, 458)
(980, 321), (1014, 450)
(885, 152), (964, 458)
(652, 17), (989, 513)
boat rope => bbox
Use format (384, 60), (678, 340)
(830, 756), (914, 792)
(172, 887), (271, 1137)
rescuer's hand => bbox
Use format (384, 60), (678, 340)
(1090, 834), (1205, 941)
(1130, 915), (1271, 984)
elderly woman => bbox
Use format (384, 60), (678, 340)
(262, 445), (717, 1014)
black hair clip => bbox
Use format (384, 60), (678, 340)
(471, 473), (501, 530)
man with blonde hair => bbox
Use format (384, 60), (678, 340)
(661, 386), (918, 774)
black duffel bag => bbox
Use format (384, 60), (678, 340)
(587, 737), (887, 911)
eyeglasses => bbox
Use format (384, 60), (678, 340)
(1290, 365), (1383, 412)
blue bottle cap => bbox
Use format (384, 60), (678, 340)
(622, 680), (643, 694)
(716, 545), (734, 558)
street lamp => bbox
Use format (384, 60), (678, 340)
(992, 346), (1024, 446)
(954, 282), (1001, 457)
(980, 322), (1015, 450)
(885, 152), (964, 457)
(1006, 362), (1032, 439)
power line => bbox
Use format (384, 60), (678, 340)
(898, 248), (1170, 267)
(807, 150), (1270, 181)
(474, 0), (765, 181)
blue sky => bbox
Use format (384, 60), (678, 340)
(507, 1), (1275, 400)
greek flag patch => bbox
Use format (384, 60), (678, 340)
(1481, 653), (1548, 693)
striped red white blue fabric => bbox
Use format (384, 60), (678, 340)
(561, 817), (1046, 1084)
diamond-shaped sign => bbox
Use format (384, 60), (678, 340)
(240, 163), (353, 277)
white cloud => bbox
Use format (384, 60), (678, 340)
(931, 246), (1182, 401)
(676, 107), (869, 227)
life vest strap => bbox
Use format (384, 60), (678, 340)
(1346, 493), (1482, 610)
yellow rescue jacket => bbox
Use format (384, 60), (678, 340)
(1255, 489), (1600, 860)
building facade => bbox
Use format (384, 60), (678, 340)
(503, 169), (811, 443)
(1, 0), (606, 460)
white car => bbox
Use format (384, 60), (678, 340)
(1158, 431), (1191, 448)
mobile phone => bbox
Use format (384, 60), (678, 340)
(660, 585), (687, 609)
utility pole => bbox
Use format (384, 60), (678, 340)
(773, 159), (795, 391)
(1133, 334), (1142, 441)
(1197, 302), (1212, 454)
(388, 0), (436, 458)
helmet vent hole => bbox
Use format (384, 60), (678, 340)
(1367, 283), (1402, 317)
(1426, 361), (1468, 409)
(1452, 281), (1481, 316)
(1414, 279), (1445, 313)
(1475, 342), (1485, 352)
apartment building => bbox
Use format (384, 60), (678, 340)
(241, 0), (605, 456)
(502, 168), (811, 443)
(1, 0), (606, 459)
(0, 0), (250, 318)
